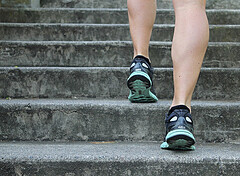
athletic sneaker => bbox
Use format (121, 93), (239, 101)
(161, 105), (196, 150)
(127, 55), (158, 103)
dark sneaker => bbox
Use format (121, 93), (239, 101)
(161, 105), (196, 150)
(127, 55), (158, 103)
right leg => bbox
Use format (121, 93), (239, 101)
(171, 0), (209, 110)
(161, 0), (209, 150)
(127, 0), (158, 103)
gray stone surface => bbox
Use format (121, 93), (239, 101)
(40, 0), (173, 9)
(206, 0), (240, 9)
(40, 0), (240, 9)
(1, 8), (240, 25)
(0, 23), (240, 42)
(0, 142), (239, 176)
(0, 99), (239, 142)
(0, 0), (40, 8)
(0, 67), (239, 100)
(0, 41), (240, 68)
(0, 0), (239, 175)
(1, 0), (31, 8)
(0, 41), (239, 68)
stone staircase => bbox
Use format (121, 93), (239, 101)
(0, 0), (239, 175)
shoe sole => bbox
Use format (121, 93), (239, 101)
(161, 129), (196, 151)
(127, 71), (158, 103)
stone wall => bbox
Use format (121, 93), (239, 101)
(0, 0), (40, 8)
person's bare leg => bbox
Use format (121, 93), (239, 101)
(171, 0), (209, 110)
(161, 0), (208, 150)
(127, 0), (158, 103)
(128, 0), (156, 59)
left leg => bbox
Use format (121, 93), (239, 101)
(128, 0), (157, 59)
(127, 0), (158, 103)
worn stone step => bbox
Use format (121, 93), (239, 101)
(40, 0), (240, 9)
(0, 142), (239, 176)
(1, 8), (240, 25)
(0, 41), (239, 68)
(0, 99), (239, 142)
(0, 23), (240, 42)
(40, 0), (172, 9)
(0, 0), (40, 8)
(0, 67), (239, 100)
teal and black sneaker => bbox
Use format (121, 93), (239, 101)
(127, 55), (158, 103)
(161, 105), (196, 150)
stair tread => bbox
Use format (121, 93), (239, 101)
(1, 66), (239, 70)
(1, 142), (239, 175)
(0, 141), (239, 162)
(1, 98), (239, 106)
(1, 40), (240, 44)
(3, 7), (240, 11)
(2, 23), (240, 26)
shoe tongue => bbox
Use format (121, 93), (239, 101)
(168, 105), (190, 116)
(134, 55), (151, 66)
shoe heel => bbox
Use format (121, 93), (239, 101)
(165, 129), (195, 149)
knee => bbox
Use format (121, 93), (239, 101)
(172, 0), (206, 10)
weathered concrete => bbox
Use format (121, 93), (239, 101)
(0, 0), (238, 174)
(0, 41), (240, 68)
(0, 23), (240, 42)
(40, 0), (174, 9)
(40, 0), (240, 9)
(0, 142), (239, 176)
(1, 0), (31, 8)
(0, 67), (239, 100)
(0, 0), (40, 8)
(1, 8), (240, 25)
(0, 99), (239, 142)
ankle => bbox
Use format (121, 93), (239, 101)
(170, 103), (191, 112)
(168, 105), (190, 115)
(133, 54), (151, 63)
(171, 98), (191, 111)
(133, 55), (151, 65)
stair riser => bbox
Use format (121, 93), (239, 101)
(40, 0), (240, 9)
(0, 42), (239, 68)
(0, 68), (239, 100)
(0, 24), (239, 42)
(0, 0), (40, 8)
(40, 0), (172, 9)
(0, 100), (239, 142)
(1, 9), (240, 25)
(0, 161), (239, 176)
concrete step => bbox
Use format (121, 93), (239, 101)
(0, 41), (239, 68)
(0, 142), (239, 176)
(0, 99), (239, 142)
(0, 67), (239, 100)
(1, 8), (240, 25)
(0, 0), (40, 8)
(40, 0), (240, 9)
(1, 23), (240, 42)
